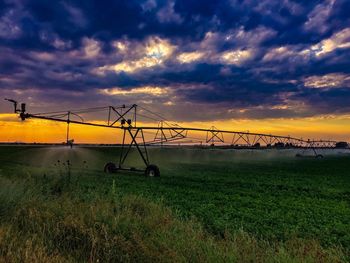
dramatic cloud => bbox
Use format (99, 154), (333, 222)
(0, 0), (350, 121)
(304, 73), (350, 89)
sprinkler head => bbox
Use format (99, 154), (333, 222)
(21, 103), (26, 113)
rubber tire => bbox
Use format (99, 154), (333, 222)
(145, 164), (160, 177)
(104, 162), (117, 173)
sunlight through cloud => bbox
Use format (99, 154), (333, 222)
(221, 50), (252, 65)
(99, 86), (170, 96)
(94, 37), (175, 75)
(177, 51), (204, 63)
(304, 73), (350, 89)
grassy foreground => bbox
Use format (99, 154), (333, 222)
(0, 146), (349, 262)
(0, 177), (346, 263)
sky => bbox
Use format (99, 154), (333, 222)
(0, 0), (350, 143)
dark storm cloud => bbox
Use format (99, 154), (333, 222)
(1, 0), (350, 120)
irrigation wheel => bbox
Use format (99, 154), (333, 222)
(104, 162), (117, 173)
(145, 164), (160, 177)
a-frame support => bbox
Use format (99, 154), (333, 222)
(119, 128), (150, 169)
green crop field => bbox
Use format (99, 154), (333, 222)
(0, 146), (349, 262)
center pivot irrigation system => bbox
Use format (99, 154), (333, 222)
(6, 99), (347, 177)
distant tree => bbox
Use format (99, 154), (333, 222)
(335, 142), (348, 148)
(274, 142), (285, 148)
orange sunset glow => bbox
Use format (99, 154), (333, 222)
(1, 113), (349, 144)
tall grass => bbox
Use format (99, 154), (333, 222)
(0, 175), (347, 263)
